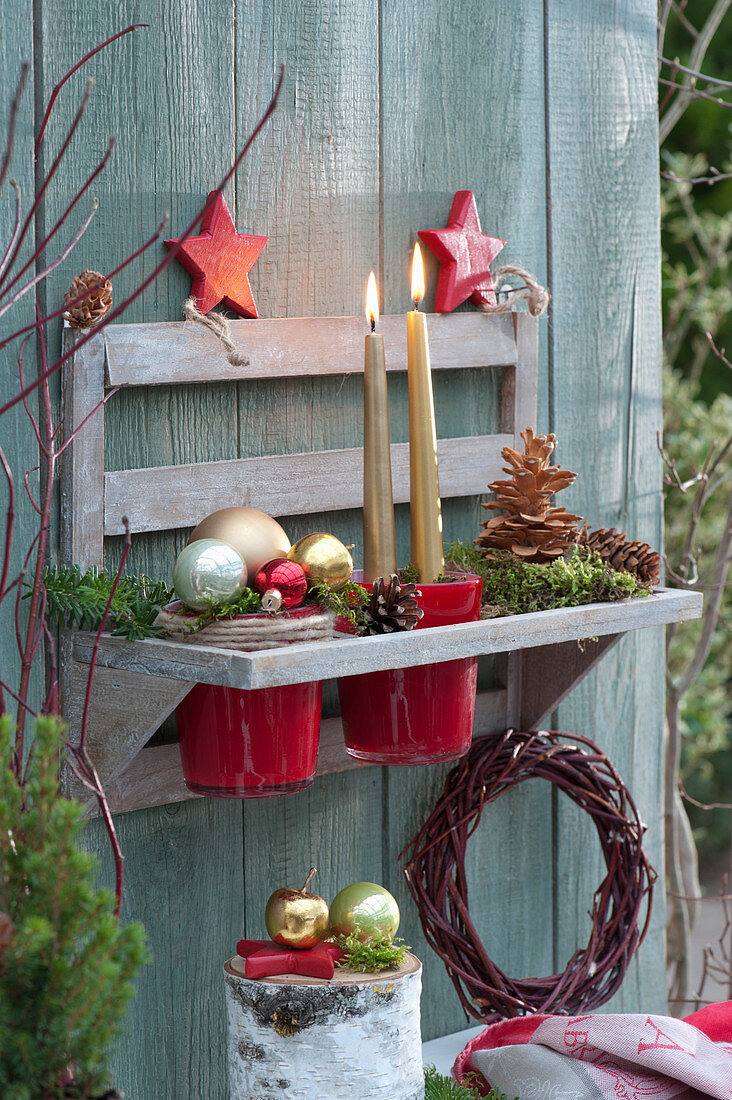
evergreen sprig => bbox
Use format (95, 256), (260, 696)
(0, 716), (148, 1099)
(334, 933), (409, 972)
(38, 564), (172, 641)
(307, 578), (370, 634)
(445, 541), (649, 617)
(424, 1064), (518, 1100)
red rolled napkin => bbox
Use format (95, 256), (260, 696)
(236, 939), (345, 980)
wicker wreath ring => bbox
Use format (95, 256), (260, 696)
(402, 729), (656, 1021)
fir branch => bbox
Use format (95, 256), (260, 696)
(187, 587), (264, 631)
(37, 565), (172, 640)
(334, 933), (409, 972)
(423, 1064), (518, 1100)
(445, 542), (649, 617)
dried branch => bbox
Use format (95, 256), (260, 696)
(0, 66), (285, 420)
(0, 180), (22, 285)
(34, 25), (144, 153)
(661, 166), (732, 186)
(660, 55), (732, 91)
(707, 331), (732, 372)
(0, 65), (28, 192)
(0, 198), (98, 321)
(659, 0), (732, 143)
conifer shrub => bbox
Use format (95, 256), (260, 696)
(0, 716), (147, 1100)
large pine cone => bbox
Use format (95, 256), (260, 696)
(578, 525), (660, 586)
(64, 269), (113, 329)
(364, 575), (424, 634)
(477, 427), (582, 563)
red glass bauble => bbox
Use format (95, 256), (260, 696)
(254, 558), (307, 608)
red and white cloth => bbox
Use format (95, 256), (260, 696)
(454, 1002), (732, 1099)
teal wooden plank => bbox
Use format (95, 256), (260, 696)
(545, 0), (666, 1013)
(380, 0), (550, 1039)
(233, 0), (388, 1028)
(242, 770), (383, 940)
(84, 799), (243, 1098)
(0, 12), (41, 716)
(36, 5), (244, 1097)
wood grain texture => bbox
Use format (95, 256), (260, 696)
(104, 312), (518, 385)
(545, 0), (667, 1013)
(72, 589), (700, 689)
(379, 0), (551, 1040)
(35, 5), (242, 1097)
(59, 330), (105, 568)
(83, 797), (243, 1099)
(104, 434), (510, 534)
(0, 10), (40, 715)
(61, 661), (193, 804)
(6, 5), (671, 1094)
(231, 1), (391, 1078)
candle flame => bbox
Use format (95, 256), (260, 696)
(411, 243), (425, 307)
(365, 271), (379, 329)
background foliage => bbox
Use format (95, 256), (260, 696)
(662, 2), (732, 864)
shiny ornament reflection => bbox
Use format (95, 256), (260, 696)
(265, 868), (330, 949)
(172, 539), (247, 610)
(254, 558), (307, 608)
(189, 507), (290, 581)
(328, 881), (400, 942)
(288, 533), (354, 590)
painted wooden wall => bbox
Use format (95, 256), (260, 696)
(0, 2), (664, 1096)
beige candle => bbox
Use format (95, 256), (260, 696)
(407, 244), (444, 582)
(363, 272), (397, 581)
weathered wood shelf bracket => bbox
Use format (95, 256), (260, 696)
(58, 312), (702, 816)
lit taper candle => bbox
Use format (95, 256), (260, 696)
(363, 271), (397, 581)
(407, 244), (444, 582)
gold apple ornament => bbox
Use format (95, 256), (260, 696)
(265, 867), (330, 949)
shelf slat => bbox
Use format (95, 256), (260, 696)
(104, 312), (518, 386)
(72, 588), (702, 692)
(103, 434), (509, 535)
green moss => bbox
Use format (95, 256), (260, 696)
(333, 933), (408, 972)
(445, 542), (649, 617)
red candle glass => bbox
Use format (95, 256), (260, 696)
(176, 606), (323, 798)
(337, 572), (483, 764)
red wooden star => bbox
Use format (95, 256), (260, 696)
(418, 191), (505, 313)
(236, 939), (345, 980)
(165, 191), (267, 318)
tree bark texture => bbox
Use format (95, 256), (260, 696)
(223, 954), (424, 1099)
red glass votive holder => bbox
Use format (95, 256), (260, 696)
(176, 607), (324, 798)
(337, 572), (483, 765)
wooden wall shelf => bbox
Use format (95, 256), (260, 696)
(72, 588), (700, 690)
(58, 311), (702, 816)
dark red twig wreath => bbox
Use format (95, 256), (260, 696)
(402, 729), (656, 1021)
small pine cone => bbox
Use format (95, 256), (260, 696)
(578, 525), (660, 586)
(64, 269), (112, 329)
(364, 574), (424, 634)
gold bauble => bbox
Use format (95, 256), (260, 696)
(288, 533), (353, 590)
(189, 508), (290, 583)
(265, 868), (330, 950)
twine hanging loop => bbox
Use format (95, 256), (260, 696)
(183, 297), (250, 366)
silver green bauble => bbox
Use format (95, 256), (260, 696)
(328, 882), (400, 942)
(172, 538), (247, 610)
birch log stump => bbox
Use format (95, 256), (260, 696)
(223, 953), (424, 1099)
